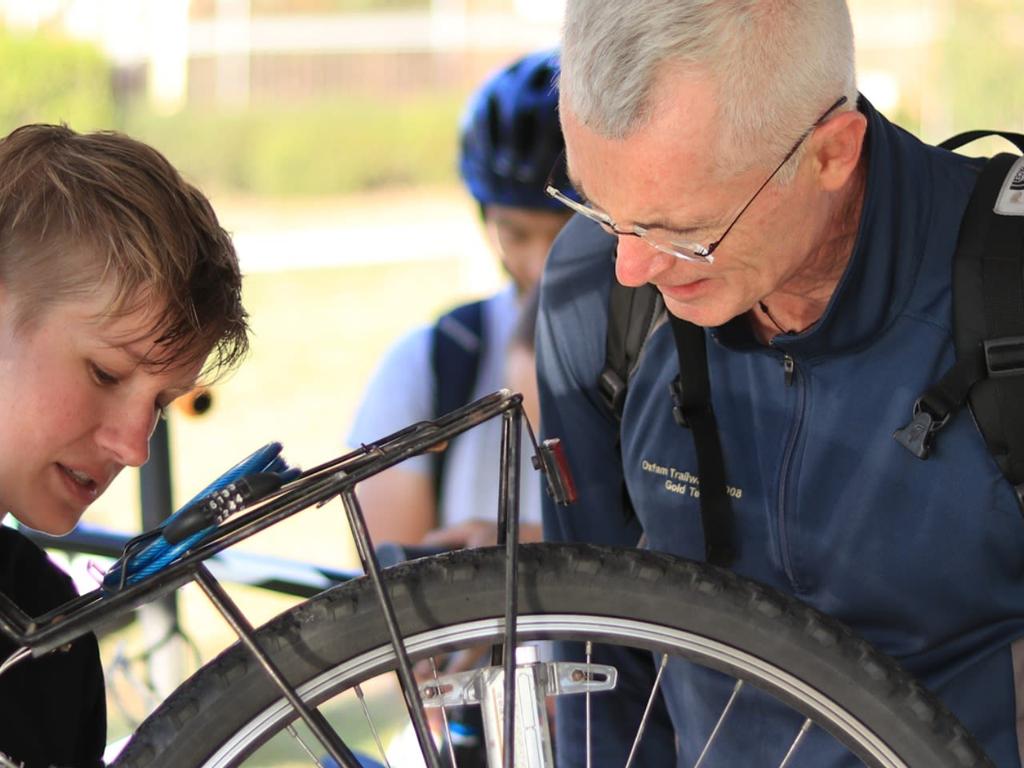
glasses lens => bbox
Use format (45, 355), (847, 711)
(645, 234), (711, 264)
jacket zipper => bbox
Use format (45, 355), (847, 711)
(777, 352), (804, 590)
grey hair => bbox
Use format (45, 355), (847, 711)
(560, 0), (858, 181)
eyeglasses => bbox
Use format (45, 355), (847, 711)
(545, 95), (848, 264)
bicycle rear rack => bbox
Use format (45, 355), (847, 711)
(1, 389), (577, 768)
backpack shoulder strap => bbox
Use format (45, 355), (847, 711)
(667, 317), (735, 566)
(599, 281), (662, 418)
(957, 149), (1024, 502)
(430, 298), (486, 501)
(940, 130), (1024, 154)
(894, 136), (1024, 508)
(592, 221), (735, 566)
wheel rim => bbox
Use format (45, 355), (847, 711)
(202, 614), (906, 767)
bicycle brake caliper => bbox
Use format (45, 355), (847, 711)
(420, 660), (617, 767)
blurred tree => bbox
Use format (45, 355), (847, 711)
(191, 0), (429, 15)
(940, 0), (1024, 134)
(0, 32), (115, 133)
(124, 93), (464, 196)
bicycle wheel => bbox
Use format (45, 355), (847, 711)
(112, 544), (990, 767)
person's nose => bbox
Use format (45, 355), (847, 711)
(526, 237), (555, 286)
(95, 401), (157, 468)
(614, 235), (674, 287)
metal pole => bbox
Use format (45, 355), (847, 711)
(138, 418), (183, 697)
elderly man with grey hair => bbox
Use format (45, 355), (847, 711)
(537, 1), (1024, 765)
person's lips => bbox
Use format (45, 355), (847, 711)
(56, 462), (103, 505)
(659, 278), (712, 302)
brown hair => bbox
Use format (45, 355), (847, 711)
(0, 123), (248, 379)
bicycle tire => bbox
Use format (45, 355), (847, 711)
(112, 544), (991, 767)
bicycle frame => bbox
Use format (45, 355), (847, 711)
(0, 389), (539, 768)
(24, 523), (359, 599)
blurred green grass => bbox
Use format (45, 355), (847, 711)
(123, 94), (467, 198)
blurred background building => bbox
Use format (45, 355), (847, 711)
(2, 1), (1021, 131)
(0, 0), (1019, 204)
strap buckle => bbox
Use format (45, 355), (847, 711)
(983, 336), (1024, 379)
(668, 376), (713, 429)
(597, 368), (627, 416)
(893, 400), (950, 459)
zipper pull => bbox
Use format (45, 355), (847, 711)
(782, 354), (795, 386)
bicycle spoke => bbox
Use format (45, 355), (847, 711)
(341, 489), (441, 768)
(285, 722), (325, 766)
(623, 653), (669, 768)
(585, 641), (592, 768)
(119, 545), (989, 768)
(692, 679), (744, 768)
(430, 657), (458, 768)
(355, 683), (393, 768)
(777, 718), (813, 768)
(193, 565), (362, 768)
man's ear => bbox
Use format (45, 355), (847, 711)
(811, 110), (867, 191)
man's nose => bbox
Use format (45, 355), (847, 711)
(614, 235), (673, 287)
(96, 404), (157, 468)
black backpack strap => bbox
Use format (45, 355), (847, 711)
(940, 131), (1024, 154)
(590, 219), (734, 565)
(959, 149), (1024, 503)
(894, 146), (1024, 507)
(667, 317), (735, 567)
(431, 299), (486, 502)
(598, 264), (662, 530)
(599, 281), (662, 418)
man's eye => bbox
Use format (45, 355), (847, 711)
(90, 363), (119, 386)
(667, 233), (702, 247)
(658, 227), (707, 248)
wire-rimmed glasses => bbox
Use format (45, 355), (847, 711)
(545, 95), (849, 265)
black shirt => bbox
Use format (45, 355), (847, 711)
(0, 527), (105, 767)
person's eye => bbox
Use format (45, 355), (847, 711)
(667, 232), (703, 248)
(657, 225), (711, 248)
(89, 362), (119, 386)
(581, 197), (612, 221)
(499, 227), (530, 246)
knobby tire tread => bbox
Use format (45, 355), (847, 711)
(112, 543), (991, 768)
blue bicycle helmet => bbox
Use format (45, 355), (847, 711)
(459, 49), (571, 211)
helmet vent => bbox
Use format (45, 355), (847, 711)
(513, 111), (538, 167)
(486, 95), (502, 151)
(528, 64), (555, 93)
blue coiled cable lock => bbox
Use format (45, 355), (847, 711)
(103, 442), (299, 592)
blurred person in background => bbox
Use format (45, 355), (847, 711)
(0, 123), (248, 768)
(505, 286), (542, 429)
(347, 49), (571, 552)
(345, 49), (570, 767)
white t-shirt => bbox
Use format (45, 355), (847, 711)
(347, 285), (541, 529)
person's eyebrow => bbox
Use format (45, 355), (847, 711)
(162, 383), (197, 402)
(566, 171), (593, 206)
(108, 339), (158, 367)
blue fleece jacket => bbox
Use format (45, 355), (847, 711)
(537, 98), (1024, 766)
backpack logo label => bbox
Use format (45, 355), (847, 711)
(995, 156), (1024, 216)
(641, 459), (744, 500)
